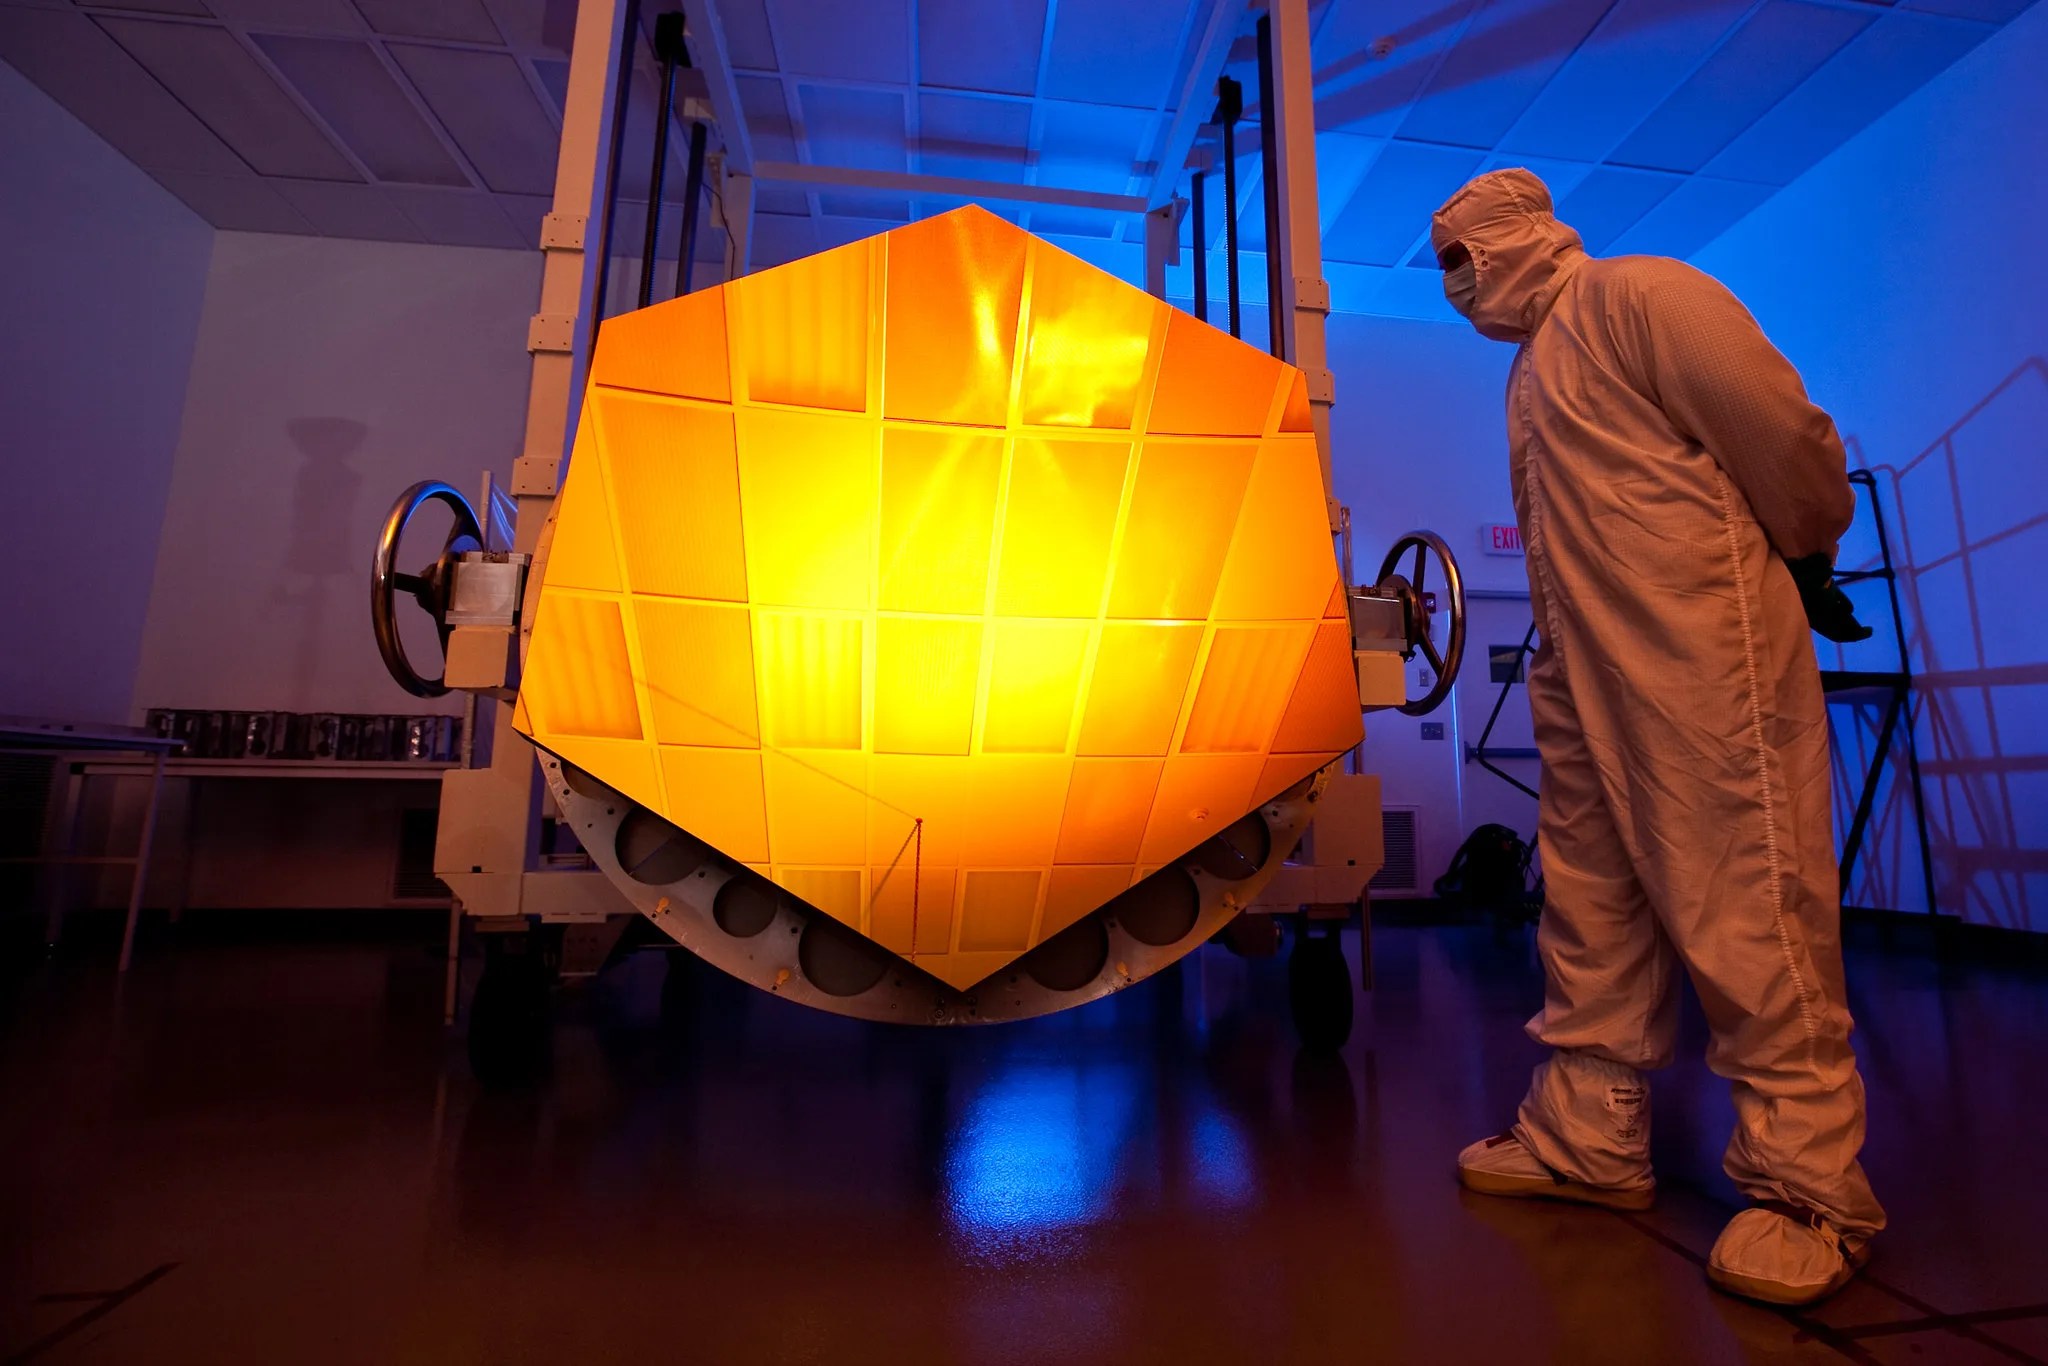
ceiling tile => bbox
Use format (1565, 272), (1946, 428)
(755, 184), (810, 213)
(917, 92), (1032, 178)
(495, 191), (552, 246)
(691, 207), (730, 262)
(1702, 11), (1992, 185)
(1324, 138), (1485, 265)
(796, 83), (906, 172)
(1604, 174), (1777, 260)
(385, 186), (526, 246)
(1478, 153), (1597, 204)
(1030, 209), (1119, 239)
(72, 0), (211, 15)
(1398, 0), (1613, 149)
(483, 0), (551, 51)
(271, 177), (422, 239)
(918, 0), (1045, 96)
(1553, 165), (1683, 253)
(737, 74), (797, 161)
(255, 34), (470, 186)
(204, 0), (366, 30)
(1042, 0), (1188, 109)
(1035, 100), (1155, 194)
(816, 191), (909, 221)
(96, 15), (361, 180)
(154, 170), (316, 232)
(1900, 0), (2035, 18)
(763, 0), (908, 83)
(1309, 131), (1387, 239)
(714, 0), (779, 70)
(530, 56), (568, 113)
(1311, 0), (1481, 140)
(750, 210), (820, 268)
(355, 0), (504, 45)
(1495, 0), (1751, 162)
(389, 42), (558, 194)
(0, 6), (245, 174)
(1607, 1), (1876, 175)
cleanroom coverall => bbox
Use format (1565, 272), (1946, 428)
(1432, 168), (1884, 1238)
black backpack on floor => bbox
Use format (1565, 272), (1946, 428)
(1435, 823), (1540, 922)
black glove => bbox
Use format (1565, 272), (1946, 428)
(1787, 554), (1874, 644)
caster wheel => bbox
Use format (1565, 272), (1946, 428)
(467, 949), (552, 1087)
(1289, 925), (1354, 1054)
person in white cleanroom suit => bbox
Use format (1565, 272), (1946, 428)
(1432, 167), (1885, 1307)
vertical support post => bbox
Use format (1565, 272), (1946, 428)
(1264, 0), (1338, 525)
(1191, 170), (1208, 323)
(674, 121), (708, 293)
(1143, 202), (1177, 300)
(724, 165), (754, 276)
(637, 11), (685, 310)
(438, 0), (634, 924)
(1255, 15), (1285, 362)
(588, 0), (643, 349)
(1217, 78), (1243, 340)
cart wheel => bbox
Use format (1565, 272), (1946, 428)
(467, 946), (551, 1087)
(1289, 923), (1354, 1054)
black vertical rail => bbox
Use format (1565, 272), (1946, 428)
(1216, 77), (1243, 340)
(1859, 468), (1940, 918)
(1255, 15), (1285, 362)
(674, 121), (708, 294)
(589, 0), (643, 357)
(637, 12), (685, 309)
(1191, 170), (1208, 323)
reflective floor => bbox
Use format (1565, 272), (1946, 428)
(2, 915), (2044, 1365)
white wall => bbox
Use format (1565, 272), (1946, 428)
(1326, 312), (1530, 890)
(0, 59), (212, 724)
(134, 232), (541, 717)
(1693, 2), (2048, 929)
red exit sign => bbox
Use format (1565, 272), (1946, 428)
(1482, 523), (1524, 556)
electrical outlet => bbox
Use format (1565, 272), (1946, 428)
(1421, 722), (1445, 741)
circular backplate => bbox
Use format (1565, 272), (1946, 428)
(538, 751), (1330, 1025)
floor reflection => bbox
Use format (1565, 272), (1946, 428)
(4, 917), (2045, 1364)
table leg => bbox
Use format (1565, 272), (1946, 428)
(118, 751), (167, 974)
(40, 760), (84, 952)
(444, 903), (462, 1025)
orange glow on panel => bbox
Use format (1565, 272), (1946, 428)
(993, 437), (1130, 618)
(517, 205), (1360, 992)
(883, 211), (1024, 427)
(1018, 241), (1160, 429)
(1108, 440), (1256, 620)
(877, 426), (1002, 614)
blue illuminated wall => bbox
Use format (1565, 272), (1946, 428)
(1694, 1), (2048, 930)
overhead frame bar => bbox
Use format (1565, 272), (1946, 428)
(751, 161), (1149, 215)
(1148, 0), (1247, 211)
(678, 0), (753, 173)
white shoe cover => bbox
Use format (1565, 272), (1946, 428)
(1456, 1131), (1655, 1211)
(1708, 1207), (1869, 1306)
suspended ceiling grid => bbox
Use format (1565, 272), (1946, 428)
(1, 0), (2036, 317)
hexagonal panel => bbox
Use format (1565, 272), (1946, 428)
(515, 205), (1362, 991)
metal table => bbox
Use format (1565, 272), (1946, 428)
(0, 715), (182, 971)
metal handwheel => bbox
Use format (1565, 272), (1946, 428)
(1376, 530), (1467, 716)
(371, 480), (484, 698)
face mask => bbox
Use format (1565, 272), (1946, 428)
(1444, 261), (1478, 318)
